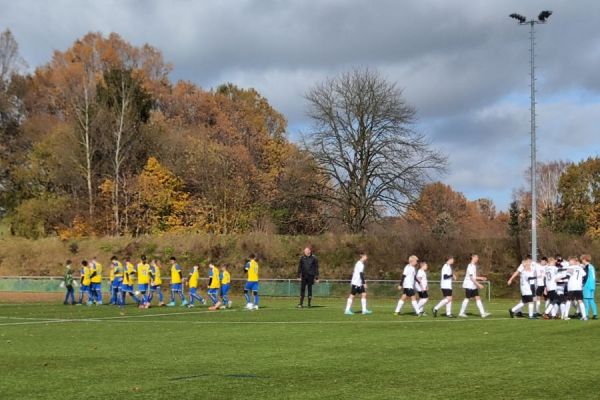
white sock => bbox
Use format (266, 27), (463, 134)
(535, 300), (540, 313)
(434, 298), (448, 311)
(512, 302), (524, 313)
(579, 302), (587, 319)
(345, 298), (353, 312)
(395, 300), (404, 313)
(476, 299), (485, 315)
(417, 298), (428, 312)
(545, 299), (550, 310)
(563, 302), (570, 318)
(528, 303), (534, 318)
(411, 300), (420, 313)
(446, 301), (452, 316)
(459, 299), (469, 315)
(544, 300), (553, 314)
(361, 298), (367, 312)
(551, 304), (558, 317)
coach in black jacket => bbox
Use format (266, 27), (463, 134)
(298, 247), (319, 308)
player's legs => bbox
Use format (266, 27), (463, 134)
(410, 295), (419, 314)
(252, 290), (259, 308)
(208, 289), (219, 305)
(578, 300), (587, 320)
(299, 278), (307, 306)
(474, 295), (488, 317)
(307, 279), (313, 307)
(360, 292), (371, 314)
(244, 282), (252, 306)
(345, 294), (355, 314)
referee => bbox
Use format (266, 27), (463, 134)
(298, 247), (319, 308)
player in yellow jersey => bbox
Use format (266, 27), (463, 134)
(148, 259), (165, 306)
(207, 263), (221, 310)
(186, 265), (206, 308)
(120, 257), (141, 307)
(220, 264), (232, 309)
(137, 255), (151, 308)
(244, 254), (260, 310)
(167, 257), (188, 307)
(78, 260), (92, 305)
(109, 256), (123, 305)
(89, 256), (103, 305)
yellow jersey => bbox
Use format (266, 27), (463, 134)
(188, 268), (199, 288)
(123, 262), (135, 285)
(90, 261), (103, 283)
(208, 265), (221, 289)
(113, 261), (124, 279)
(81, 266), (91, 286)
(171, 264), (183, 284)
(137, 263), (150, 284)
(150, 264), (162, 286)
(246, 259), (259, 282)
(109, 268), (114, 283)
(221, 270), (231, 285)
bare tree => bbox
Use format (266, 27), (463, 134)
(305, 68), (446, 232)
(0, 29), (27, 84)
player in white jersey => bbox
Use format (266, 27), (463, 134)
(344, 252), (372, 315)
(414, 262), (429, 316)
(533, 257), (548, 315)
(565, 256), (587, 320)
(507, 257), (537, 319)
(458, 254), (490, 318)
(542, 257), (560, 319)
(433, 257), (456, 317)
(394, 255), (420, 315)
(554, 263), (570, 319)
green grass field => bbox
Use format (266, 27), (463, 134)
(1, 296), (599, 399)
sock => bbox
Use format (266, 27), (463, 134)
(254, 294), (259, 306)
(411, 300), (420, 313)
(579, 302), (587, 319)
(446, 301), (452, 316)
(545, 299), (550, 310)
(476, 299), (485, 315)
(361, 298), (367, 312)
(459, 299), (469, 315)
(512, 302), (524, 313)
(244, 291), (251, 304)
(434, 298), (448, 311)
(395, 300), (404, 313)
(345, 298), (353, 312)
(158, 291), (163, 302)
(544, 300), (553, 314)
(528, 303), (534, 318)
(563, 302), (570, 318)
(299, 295), (304, 306)
(170, 292), (175, 302)
(308, 296), (312, 306)
(417, 298), (428, 312)
(535, 300), (540, 313)
(551, 304), (558, 317)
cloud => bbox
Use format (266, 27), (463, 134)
(2, 0), (600, 210)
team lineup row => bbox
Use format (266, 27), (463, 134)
(61, 250), (597, 319)
(344, 252), (597, 320)
(62, 254), (261, 310)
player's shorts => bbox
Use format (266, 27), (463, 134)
(521, 295), (534, 303)
(189, 287), (198, 295)
(403, 288), (415, 297)
(547, 290), (557, 303)
(350, 285), (365, 295)
(150, 285), (161, 291)
(208, 288), (219, 295)
(418, 290), (429, 299)
(535, 286), (546, 297)
(121, 284), (132, 293)
(80, 285), (90, 292)
(441, 288), (453, 297)
(91, 282), (101, 291)
(245, 281), (259, 292)
(556, 294), (566, 304)
(302, 275), (315, 285)
(138, 284), (149, 293)
(113, 279), (123, 291)
(171, 283), (183, 291)
(221, 284), (230, 297)
(568, 290), (583, 301)
(465, 289), (479, 299)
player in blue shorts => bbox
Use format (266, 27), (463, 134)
(207, 263), (221, 310)
(78, 260), (92, 305)
(167, 257), (188, 306)
(220, 264), (232, 309)
(109, 256), (123, 305)
(244, 254), (260, 310)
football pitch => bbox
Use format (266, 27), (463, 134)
(1, 297), (599, 400)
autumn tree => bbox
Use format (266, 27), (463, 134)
(305, 68), (446, 233)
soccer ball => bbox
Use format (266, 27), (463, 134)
(134, 291), (140, 296)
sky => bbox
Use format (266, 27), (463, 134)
(2, 0), (599, 210)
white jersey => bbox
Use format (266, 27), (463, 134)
(351, 261), (365, 287)
(402, 264), (416, 289)
(567, 265), (586, 292)
(518, 265), (535, 296)
(462, 263), (477, 289)
(440, 263), (453, 290)
(545, 265), (558, 291)
(534, 263), (546, 286)
(555, 268), (569, 295)
(415, 269), (428, 292)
